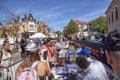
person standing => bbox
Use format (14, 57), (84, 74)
(55, 39), (61, 52)
(40, 38), (56, 68)
(0, 42), (13, 80)
(105, 27), (120, 79)
(20, 37), (27, 58)
(16, 42), (51, 80)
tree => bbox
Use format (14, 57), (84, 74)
(0, 33), (5, 38)
(4, 10), (16, 24)
(4, 10), (20, 41)
(37, 25), (41, 32)
(55, 31), (62, 36)
(65, 19), (79, 35)
(89, 16), (108, 33)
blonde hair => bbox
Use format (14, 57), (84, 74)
(20, 51), (40, 69)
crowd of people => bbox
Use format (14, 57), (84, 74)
(75, 30), (106, 45)
(0, 27), (120, 80)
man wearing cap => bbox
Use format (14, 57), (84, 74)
(73, 44), (93, 62)
(73, 44), (82, 57)
(105, 27), (120, 79)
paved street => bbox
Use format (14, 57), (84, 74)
(12, 52), (22, 62)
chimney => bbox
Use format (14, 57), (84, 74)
(24, 14), (27, 19)
(28, 12), (33, 20)
(17, 16), (20, 22)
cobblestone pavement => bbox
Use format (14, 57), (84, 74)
(12, 52), (22, 62)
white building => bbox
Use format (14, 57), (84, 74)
(73, 20), (89, 37)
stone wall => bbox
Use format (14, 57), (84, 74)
(106, 0), (120, 32)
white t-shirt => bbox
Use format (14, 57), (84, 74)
(1, 51), (12, 67)
(83, 60), (109, 80)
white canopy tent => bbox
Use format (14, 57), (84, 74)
(30, 33), (47, 39)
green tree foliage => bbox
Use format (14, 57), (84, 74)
(65, 19), (79, 35)
(89, 16), (108, 33)
(0, 33), (5, 38)
(55, 31), (62, 36)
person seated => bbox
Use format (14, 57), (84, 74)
(76, 56), (109, 80)
(15, 42), (51, 80)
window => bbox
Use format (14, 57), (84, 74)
(112, 12), (114, 22)
(23, 25), (25, 29)
(109, 16), (111, 24)
(30, 24), (33, 28)
(29, 24), (34, 30)
(115, 7), (118, 20)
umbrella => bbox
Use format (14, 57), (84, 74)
(30, 33), (47, 39)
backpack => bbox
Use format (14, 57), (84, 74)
(17, 61), (40, 80)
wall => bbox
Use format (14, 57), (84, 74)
(106, 0), (120, 32)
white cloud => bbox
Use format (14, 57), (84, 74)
(34, 12), (62, 19)
(77, 8), (106, 22)
(34, 6), (64, 19)
(47, 19), (69, 31)
(15, 8), (26, 14)
(49, 20), (69, 26)
(34, 4), (80, 19)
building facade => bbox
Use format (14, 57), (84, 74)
(106, 0), (120, 32)
(4, 12), (51, 38)
(73, 20), (89, 37)
(64, 19), (89, 39)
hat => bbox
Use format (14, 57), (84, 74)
(76, 48), (91, 56)
(105, 27), (120, 51)
(25, 42), (39, 52)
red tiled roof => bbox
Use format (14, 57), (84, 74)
(73, 20), (86, 25)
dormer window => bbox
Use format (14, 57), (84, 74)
(115, 7), (118, 20)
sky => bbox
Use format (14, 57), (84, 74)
(0, 0), (112, 31)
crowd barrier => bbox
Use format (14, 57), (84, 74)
(0, 59), (22, 80)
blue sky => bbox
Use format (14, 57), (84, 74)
(0, 0), (112, 31)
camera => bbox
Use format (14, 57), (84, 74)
(41, 49), (48, 60)
(43, 50), (48, 60)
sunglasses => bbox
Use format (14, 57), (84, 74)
(105, 36), (120, 51)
